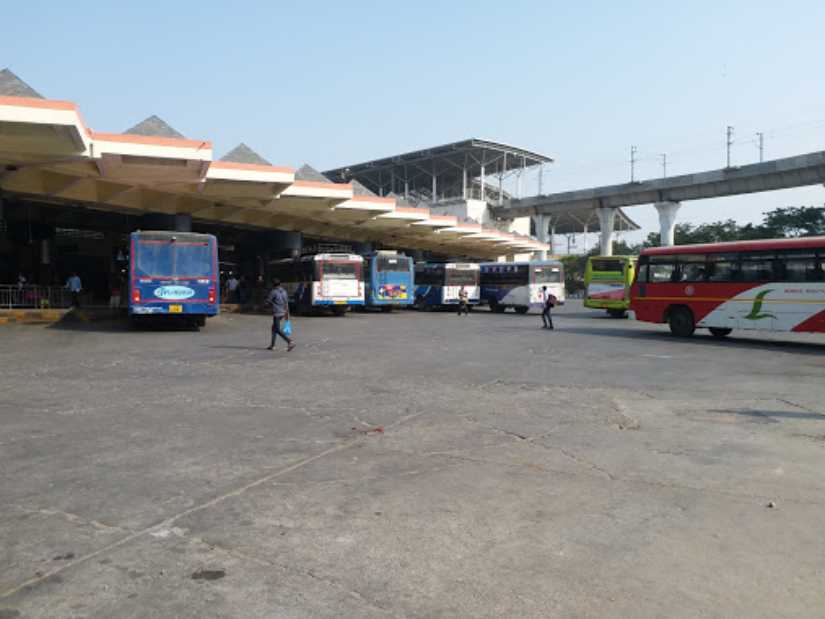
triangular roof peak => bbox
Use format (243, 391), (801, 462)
(295, 163), (331, 183)
(124, 115), (185, 139)
(220, 143), (271, 166)
(0, 68), (43, 98)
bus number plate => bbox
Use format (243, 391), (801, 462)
(169, 304), (183, 313)
(334, 300), (346, 305)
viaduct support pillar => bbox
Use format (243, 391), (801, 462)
(533, 213), (548, 260)
(596, 207), (615, 256)
(654, 201), (680, 246)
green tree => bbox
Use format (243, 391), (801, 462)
(760, 206), (825, 237)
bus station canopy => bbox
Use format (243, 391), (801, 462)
(324, 139), (553, 204)
(0, 82), (548, 259)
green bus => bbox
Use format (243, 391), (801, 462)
(583, 256), (636, 318)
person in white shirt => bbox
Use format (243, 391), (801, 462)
(541, 285), (556, 330)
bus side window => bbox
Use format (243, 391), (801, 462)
(781, 258), (820, 282)
(648, 263), (676, 283)
(681, 263), (707, 282)
(740, 259), (774, 282)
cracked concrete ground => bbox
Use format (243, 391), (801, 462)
(1, 302), (824, 618)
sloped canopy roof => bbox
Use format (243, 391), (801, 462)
(324, 138), (553, 202)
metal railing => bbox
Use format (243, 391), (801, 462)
(0, 285), (72, 309)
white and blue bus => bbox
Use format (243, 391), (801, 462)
(414, 262), (480, 310)
(128, 231), (219, 328)
(269, 253), (364, 316)
(364, 251), (415, 311)
(480, 260), (565, 313)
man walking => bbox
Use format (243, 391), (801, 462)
(66, 272), (82, 308)
(457, 285), (470, 316)
(265, 279), (295, 352)
(541, 285), (556, 330)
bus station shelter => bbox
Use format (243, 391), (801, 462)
(0, 71), (548, 305)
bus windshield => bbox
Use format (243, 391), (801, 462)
(322, 262), (359, 279)
(377, 256), (409, 272)
(533, 266), (561, 283)
(136, 242), (213, 278)
(446, 268), (478, 286)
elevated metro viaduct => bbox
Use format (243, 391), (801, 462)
(495, 150), (825, 255)
(0, 70), (548, 302)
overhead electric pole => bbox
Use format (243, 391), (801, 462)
(630, 145), (637, 182)
(660, 153), (667, 178)
(757, 132), (764, 162)
(726, 126), (734, 168)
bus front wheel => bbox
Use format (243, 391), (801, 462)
(668, 306), (695, 337)
(514, 306), (529, 314)
(332, 306), (347, 316)
(607, 309), (627, 319)
(709, 327), (732, 338)
(489, 300), (505, 314)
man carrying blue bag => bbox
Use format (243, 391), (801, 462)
(265, 279), (296, 352)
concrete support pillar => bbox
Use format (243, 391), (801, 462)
(596, 207), (616, 256)
(462, 166), (467, 200)
(480, 164), (485, 202)
(654, 201), (681, 246)
(550, 224), (556, 255)
(533, 213), (548, 260)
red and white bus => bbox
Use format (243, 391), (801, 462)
(630, 237), (825, 337)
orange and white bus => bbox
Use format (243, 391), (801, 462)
(630, 237), (825, 337)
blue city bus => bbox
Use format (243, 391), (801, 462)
(364, 251), (414, 311)
(413, 262), (480, 310)
(481, 260), (565, 314)
(128, 231), (219, 327)
(269, 253), (364, 316)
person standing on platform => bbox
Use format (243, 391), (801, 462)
(541, 285), (556, 330)
(226, 274), (240, 303)
(66, 272), (82, 308)
(265, 279), (295, 352)
(457, 285), (470, 316)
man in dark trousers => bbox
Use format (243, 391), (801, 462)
(265, 279), (295, 352)
(541, 285), (556, 330)
(457, 285), (470, 316)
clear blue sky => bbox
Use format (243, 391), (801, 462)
(2, 0), (824, 244)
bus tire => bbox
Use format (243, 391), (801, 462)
(709, 327), (732, 338)
(381, 306), (393, 313)
(667, 306), (695, 337)
(332, 306), (347, 317)
(514, 306), (529, 314)
(196, 315), (206, 327)
(607, 309), (627, 319)
(489, 300), (505, 313)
